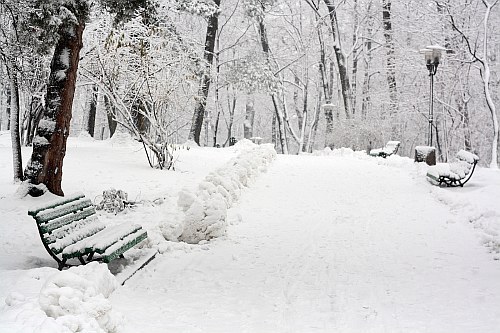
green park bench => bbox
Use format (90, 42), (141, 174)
(426, 150), (479, 187)
(28, 192), (148, 270)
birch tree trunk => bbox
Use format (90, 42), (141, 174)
(481, 0), (499, 169)
(24, 21), (85, 196)
(188, 0), (221, 145)
(6, 64), (23, 181)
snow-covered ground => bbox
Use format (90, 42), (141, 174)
(0, 131), (499, 332)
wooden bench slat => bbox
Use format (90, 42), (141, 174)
(28, 192), (85, 216)
(102, 230), (148, 263)
(29, 193), (149, 271)
(40, 206), (96, 234)
(35, 198), (93, 224)
(49, 217), (106, 254)
(62, 223), (143, 259)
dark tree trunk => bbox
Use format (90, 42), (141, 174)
(86, 84), (98, 137)
(103, 94), (117, 138)
(213, 110), (220, 147)
(188, 0), (221, 145)
(6, 83), (11, 130)
(322, 0), (352, 119)
(351, 0), (359, 116)
(382, 0), (399, 118)
(24, 22), (85, 196)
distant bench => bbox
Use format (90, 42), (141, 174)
(28, 193), (148, 270)
(370, 141), (400, 158)
(426, 150), (479, 187)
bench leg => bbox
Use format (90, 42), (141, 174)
(58, 259), (67, 271)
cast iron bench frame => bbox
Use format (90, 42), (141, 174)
(370, 141), (401, 158)
(426, 150), (479, 187)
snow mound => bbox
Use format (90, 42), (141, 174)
(175, 143), (276, 244)
(39, 262), (122, 333)
(107, 131), (136, 147)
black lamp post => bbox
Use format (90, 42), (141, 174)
(420, 45), (445, 147)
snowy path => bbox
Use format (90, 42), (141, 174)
(112, 155), (500, 332)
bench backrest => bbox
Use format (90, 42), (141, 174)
(383, 141), (400, 154)
(28, 193), (105, 254)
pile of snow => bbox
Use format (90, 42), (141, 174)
(39, 262), (121, 332)
(167, 140), (276, 244)
(1, 263), (121, 333)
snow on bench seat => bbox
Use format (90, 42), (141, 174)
(370, 141), (400, 157)
(47, 215), (106, 254)
(427, 150), (479, 187)
(62, 223), (143, 259)
(102, 229), (148, 263)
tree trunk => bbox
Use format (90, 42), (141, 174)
(6, 83), (11, 130)
(351, 0), (359, 116)
(225, 93), (236, 146)
(243, 95), (255, 139)
(188, 0), (221, 145)
(24, 21), (85, 196)
(322, 0), (352, 119)
(361, 8), (374, 120)
(104, 94), (117, 138)
(481, 1), (499, 169)
(382, 0), (399, 119)
(86, 84), (98, 137)
(258, 18), (288, 154)
(6, 65), (23, 181)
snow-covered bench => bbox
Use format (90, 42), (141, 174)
(28, 193), (148, 270)
(370, 141), (400, 158)
(426, 150), (479, 187)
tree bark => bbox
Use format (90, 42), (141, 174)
(86, 84), (98, 137)
(103, 94), (117, 138)
(351, 0), (359, 116)
(6, 64), (23, 181)
(258, 18), (288, 153)
(188, 0), (221, 145)
(6, 83), (11, 130)
(24, 21), (85, 196)
(322, 0), (352, 119)
(382, 0), (399, 119)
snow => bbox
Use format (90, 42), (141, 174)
(1, 130), (500, 332)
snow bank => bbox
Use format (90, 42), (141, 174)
(39, 262), (121, 333)
(1, 263), (122, 333)
(170, 140), (276, 244)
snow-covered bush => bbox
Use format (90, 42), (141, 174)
(173, 140), (276, 244)
(38, 262), (122, 333)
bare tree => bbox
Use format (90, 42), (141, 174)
(447, 0), (499, 168)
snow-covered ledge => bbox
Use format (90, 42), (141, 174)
(172, 140), (276, 244)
